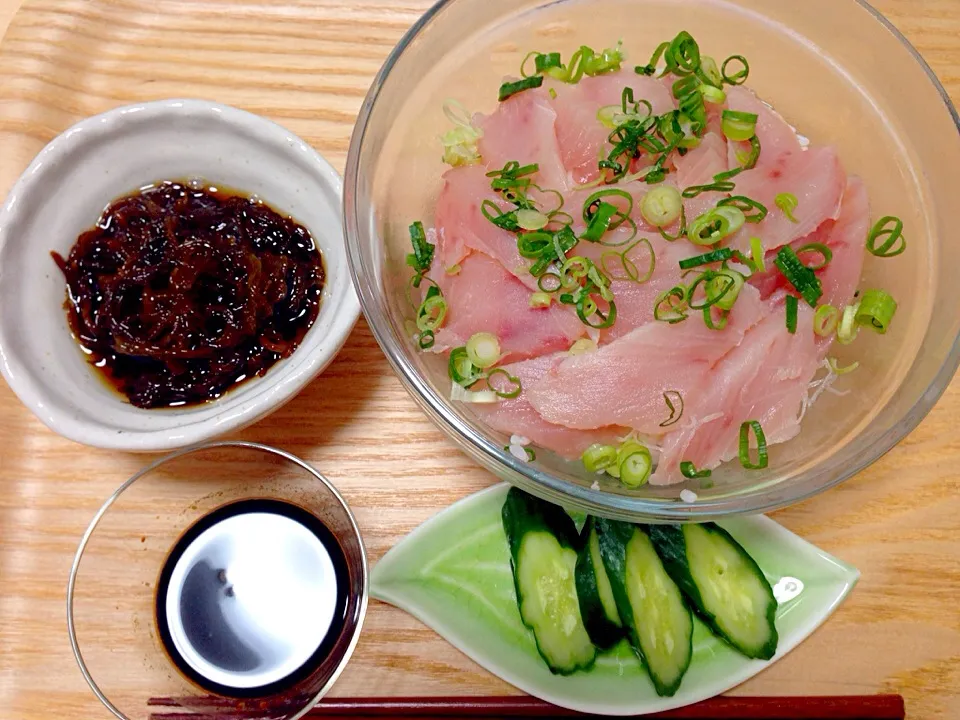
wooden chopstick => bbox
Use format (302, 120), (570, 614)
(306, 695), (906, 719)
(148, 694), (905, 720)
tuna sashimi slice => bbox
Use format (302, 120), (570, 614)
(431, 252), (584, 359)
(552, 72), (676, 185)
(727, 146), (846, 254)
(526, 285), (764, 433)
(476, 88), (570, 192)
(724, 86), (803, 169)
(651, 303), (820, 485)
(674, 131), (730, 220)
(434, 165), (535, 287)
(469, 354), (626, 459)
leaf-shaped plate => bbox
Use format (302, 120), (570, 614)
(371, 484), (859, 716)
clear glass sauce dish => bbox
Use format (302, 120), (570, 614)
(345, 0), (960, 521)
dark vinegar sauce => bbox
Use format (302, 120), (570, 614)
(52, 181), (325, 409)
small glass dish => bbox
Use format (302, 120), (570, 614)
(67, 441), (367, 720)
(345, 0), (960, 521)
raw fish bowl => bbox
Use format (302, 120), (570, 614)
(345, 0), (960, 521)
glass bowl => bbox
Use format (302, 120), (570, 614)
(67, 441), (367, 720)
(344, 0), (960, 521)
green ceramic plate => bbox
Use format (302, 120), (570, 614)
(371, 483), (859, 716)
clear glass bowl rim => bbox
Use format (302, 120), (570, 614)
(343, 0), (960, 521)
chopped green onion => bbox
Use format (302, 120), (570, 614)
(828, 357), (860, 375)
(601, 238), (656, 283)
(418, 331), (435, 350)
(559, 256), (592, 289)
(654, 285), (689, 323)
(813, 304), (840, 336)
(529, 291), (552, 308)
(659, 390), (684, 427)
(749, 236), (765, 272)
(499, 75), (543, 101)
(854, 289), (898, 334)
(515, 208), (549, 231)
(785, 294), (798, 334)
(581, 201), (620, 242)
(738, 420), (768, 470)
(680, 461), (712, 479)
(406, 221), (435, 287)
(569, 338), (597, 355)
(641, 186), (684, 227)
(721, 110), (758, 142)
(837, 303), (860, 345)
(681, 180), (736, 199)
(465, 332), (501, 369)
(445, 264), (462, 275)
(706, 269), (744, 311)
(486, 368), (523, 398)
(702, 305), (729, 330)
(449, 347), (482, 387)
(679, 247), (733, 270)
(687, 270), (735, 310)
(699, 84), (726, 104)
(718, 195), (767, 223)
(618, 441), (652, 487)
(481, 200), (519, 231)
(775, 192), (799, 223)
(416, 286), (447, 332)
(687, 206), (746, 246)
(721, 55), (750, 85)
(697, 55), (724, 87)
(796, 242), (833, 270)
(534, 51), (562, 74)
(452, 382), (500, 404)
(582, 443), (618, 473)
(774, 245), (822, 307)
(867, 216), (907, 257)
(440, 100), (483, 167)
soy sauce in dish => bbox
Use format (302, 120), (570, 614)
(51, 180), (325, 409)
(154, 499), (350, 697)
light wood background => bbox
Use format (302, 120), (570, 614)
(0, 0), (958, 718)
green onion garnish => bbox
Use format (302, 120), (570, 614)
(654, 285), (689, 324)
(618, 441), (652, 487)
(582, 443), (618, 473)
(718, 195), (767, 223)
(601, 238), (656, 283)
(418, 331), (435, 350)
(449, 347), (482, 388)
(486, 368), (523, 398)
(866, 216), (907, 257)
(416, 285), (447, 333)
(687, 206), (746, 246)
(499, 75), (543, 102)
(406, 221), (435, 287)
(679, 247), (733, 270)
(681, 180), (736, 198)
(529, 291), (552, 308)
(828, 357), (860, 375)
(738, 420), (768, 469)
(687, 270), (735, 310)
(774, 245), (822, 307)
(515, 208), (549, 231)
(721, 110), (758, 142)
(749, 236), (765, 272)
(581, 201), (621, 242)
(534, 51), (562, 74)
(785, 294), (798, 334)
(481, 200), (519, 231)
(505, 444), (536, 461)
(796, 242), (833, 270)
(680, 461), (712, 479)
(775, 192), (800, 223)
(697, 55), (724, 88)
(837, 303), (859, 344)
(706, 269), (744, 311)
(814, 304), (840, 336)
(854, 288), (898, 334)
(721, 55), (750, 85)
(640, 186), (683, 227)
(465, 332), (501, 370)
(700, 84), (726, 104)
(659, 390), (684, 427)
(440, 99), (483, 167)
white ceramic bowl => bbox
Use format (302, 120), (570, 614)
(0, 99), (359, 450)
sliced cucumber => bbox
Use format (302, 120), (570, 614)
(649, 523), (778, 660)
(575, 517), (622, 649)
(502, 488), (597, 674)
(595, 518), (693, 697)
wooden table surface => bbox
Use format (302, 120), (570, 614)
(0, 0), (958, 718)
